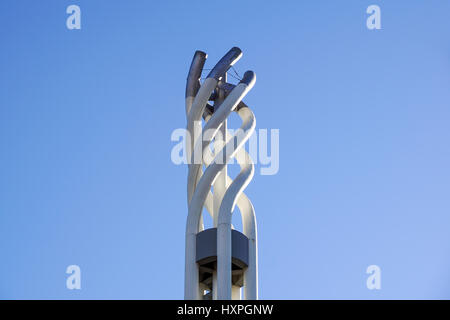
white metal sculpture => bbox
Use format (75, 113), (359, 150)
(184, 47), (258, 300)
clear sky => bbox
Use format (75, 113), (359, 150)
(1, 0), (450, 299)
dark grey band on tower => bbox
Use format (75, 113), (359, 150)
(186, 50), (207, 98)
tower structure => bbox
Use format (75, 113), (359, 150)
(184, 47), (258, 300)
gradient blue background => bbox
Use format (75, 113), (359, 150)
(1, 0), (450, 299)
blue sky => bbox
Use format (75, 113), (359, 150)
(1, 0), (450, 299)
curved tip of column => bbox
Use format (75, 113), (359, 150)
(207, 47), (243, 80)
(239, 71), (256, 87)
(194, 50), (208, 59)
(229, 47), (243, 58)
(186, 51), (208, 98)
(224, 47), (243, 64)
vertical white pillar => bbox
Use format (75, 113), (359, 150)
(232, 286), (241, 300)
(212, 271), (218, 300)
(217, 220), (232, 299)
(213, 76), (228, 227)
(184, 232), (200, 299)
(213, 76), (229, 300)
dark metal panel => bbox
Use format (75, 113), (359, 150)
(196, 228), (249, 268)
